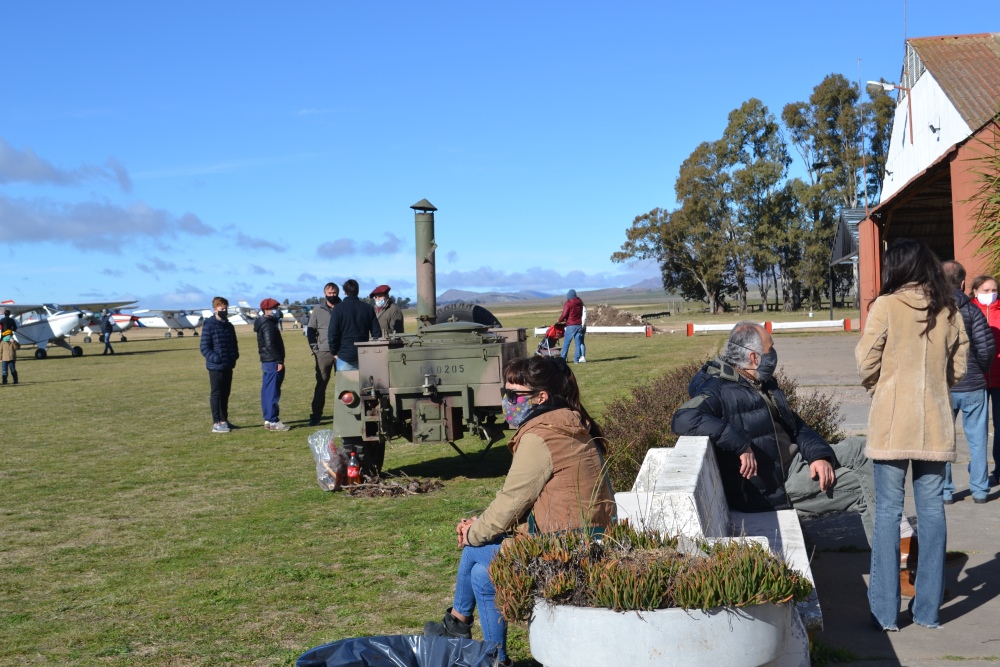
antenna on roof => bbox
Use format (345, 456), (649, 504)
(858, 58), (870, 218)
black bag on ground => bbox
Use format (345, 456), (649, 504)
(295, 634), (499, 667)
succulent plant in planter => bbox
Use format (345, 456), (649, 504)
(489, 522), (815, 667)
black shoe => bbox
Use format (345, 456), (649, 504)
(943, 497), (955, 505)
(423, 608), (472, 639)
(309, 416), (321, 427)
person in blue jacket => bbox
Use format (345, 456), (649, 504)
(200, 296), (240, 433)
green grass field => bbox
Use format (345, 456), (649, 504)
(0, 303), (839, 665)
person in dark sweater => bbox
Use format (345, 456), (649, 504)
(941, 261), (997, 503)
(200, 296), (240, 433)
(327, 279), (381, 371)
(255, 297), (289, 431)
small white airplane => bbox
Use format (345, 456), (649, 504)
(80, 312), (140, 343)
(200, 302), (256, 326)
(1, 300), (136, 359)
(132, 309), (204, 338)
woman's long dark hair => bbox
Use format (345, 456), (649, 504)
(878, 238), (956, 337)
(503, 356), (603, 439)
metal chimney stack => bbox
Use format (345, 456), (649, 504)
(411, 199), (438, 327)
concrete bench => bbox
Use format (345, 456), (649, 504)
(614, 436), (818, 667)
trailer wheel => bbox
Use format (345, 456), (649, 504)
(435, 302), (502, 327)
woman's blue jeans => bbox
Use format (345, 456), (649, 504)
(870, 460), (947, 629)
(452, 538), (506, 661)
(561, 325), (583, 363)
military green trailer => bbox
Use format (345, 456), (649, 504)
(332, 200), (528, 473)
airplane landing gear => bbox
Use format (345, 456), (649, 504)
(165, 332), (172, 338)
(35, 349), (47, 360)
(83, 336), (92, 343)
(72, 346), (83, 357)
(98, 334), (105, 343)
(177, 331), (185, 337)
(120, 335), (127, 342)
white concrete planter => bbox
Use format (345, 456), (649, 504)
(529, 598), (806, 667)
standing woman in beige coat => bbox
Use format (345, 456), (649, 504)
(856, 239), (968, 631)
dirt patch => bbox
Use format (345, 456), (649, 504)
(586, 303), (647, 327)
(345, 476), (444, 498)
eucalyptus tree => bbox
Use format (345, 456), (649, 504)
(613, 142), (732, 313)
(719, 99), (792, 312)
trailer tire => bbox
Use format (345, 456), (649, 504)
(435, 302), (501, 327)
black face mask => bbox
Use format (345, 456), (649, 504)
(327, 295), (339, 306)
(217, 310), (229, 321)
(756, 348), (778, 382)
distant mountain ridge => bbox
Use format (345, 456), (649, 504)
(437, 279), (663, 305)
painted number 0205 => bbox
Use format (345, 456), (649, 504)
(422, 364), (464, 374)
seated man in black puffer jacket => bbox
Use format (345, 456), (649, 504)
(672, 321), (876, 546)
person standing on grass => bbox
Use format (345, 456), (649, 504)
(856, 239), (967, 631)
(200, 296), (240, 433)
(940, 262), (995, 504)
(255, 297), (289, 431)
(306, 282), (341, 426)
(370, 284), (404, 337)
(327, 279), (381, 372)
(101, 309), (115, 355)
(578, 303), (588, 363)
(0, 309), (17, 334)
(1, 329), (20, 385)
(557, 289), (585, 363)
(969, 275), (1000, 483)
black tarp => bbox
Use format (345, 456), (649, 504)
(296, 635), (499, 667)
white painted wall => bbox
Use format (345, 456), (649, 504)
(880, 70), (972, 202)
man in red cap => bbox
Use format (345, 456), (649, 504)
(370, 284), (404, 337)
(254, 298), (289, 431)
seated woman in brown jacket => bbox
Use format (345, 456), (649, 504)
(424, 355), (615, 666)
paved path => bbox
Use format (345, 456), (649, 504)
(778, 333), (1000, 666)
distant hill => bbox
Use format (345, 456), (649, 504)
(436, 279), (665, 305)
(437, 289), (553, 304)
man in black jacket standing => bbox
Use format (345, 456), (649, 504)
(255, 297), (289, 431)
(100, 309), (116, 355)
(327, 279), (381, 371)
(942, 261), (997, 503)
(306, 282), (341, 426)
(672, 321), (876, 545)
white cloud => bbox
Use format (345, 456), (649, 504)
(0, 137), (131, 192)
(237, 233), (285, 252)
(0, 194), (208, 251)
(316, 232), (404, 259)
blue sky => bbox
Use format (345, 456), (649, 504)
(1, 1), (996, 307)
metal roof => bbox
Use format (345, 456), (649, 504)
(830, 207), (866, 265)
(910, 33), (1000, 132)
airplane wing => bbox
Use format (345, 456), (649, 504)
(64, 300), (137, 311)
(0, 303), (47, 317)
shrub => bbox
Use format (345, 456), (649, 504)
(489, 522), (813, 623)
(602, 361), (704, 492)
(775, 368), (846, 444)
(602, 360), (846, 492)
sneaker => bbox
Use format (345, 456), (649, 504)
(224, 422), (236, 430)
(268, 421), (290, 431)
(423, 608), (472, 639)
(212, 423), (229, 433)
(579, 356), (586, 363)
(264, 421), (271, 429)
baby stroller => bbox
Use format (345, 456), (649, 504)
(536, 322), (565, 357)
